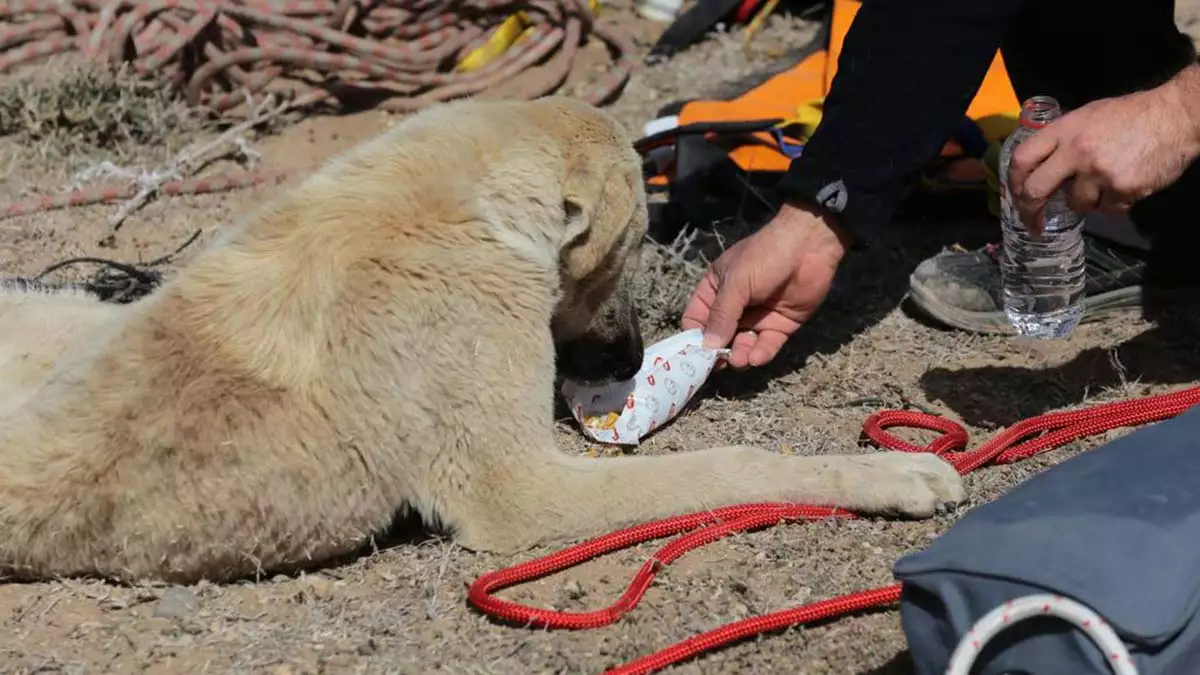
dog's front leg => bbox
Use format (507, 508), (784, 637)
(445, 440), (965, 554)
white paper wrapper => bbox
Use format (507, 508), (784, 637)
(561, 328), (730, 446)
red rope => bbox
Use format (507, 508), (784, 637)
(466, 384), (1200, 674)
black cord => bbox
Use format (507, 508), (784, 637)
(1, 229), (203, 304)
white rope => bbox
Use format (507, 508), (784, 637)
(945, 593), (1139, 675)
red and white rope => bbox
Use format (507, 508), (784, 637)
(946, 593), (1138, 675)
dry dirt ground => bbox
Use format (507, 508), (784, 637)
(4, 2), (1200, 674)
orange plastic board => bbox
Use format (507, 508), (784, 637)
(676, 49), (828, 126)
(826, 0), (1018, 139)
(665, 0), (1021, 175)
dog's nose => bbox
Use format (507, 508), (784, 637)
(586, 341), (640, 380)
(605, 337), (643, 381)
(560, 336), (644, 384)
(611, 355), (641, 382)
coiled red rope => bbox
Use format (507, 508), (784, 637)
(0, 0), (634, 115)
(0, 0), (635, 223)
(467, 384), (1200, 674)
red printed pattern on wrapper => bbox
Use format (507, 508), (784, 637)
(561, 329), (728, 446)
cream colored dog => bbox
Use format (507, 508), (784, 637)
(0, 97), (964, 583)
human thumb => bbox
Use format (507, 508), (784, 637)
(701, 276), (748, 350)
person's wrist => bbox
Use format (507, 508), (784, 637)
(1159, 63), (1200, 161)
(771, 200), (850, 265)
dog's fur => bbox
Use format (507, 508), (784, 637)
(0, 97), (964, 583)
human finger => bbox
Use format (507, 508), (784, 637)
(1008, 125), (1060, 192)
(747, 328), (789, 367)
(726, 329), (758, 370)
(1098, 190), (1134, 216)
(1065, 174), (1102, 213)
(740, 304), (804, 340)
(1017, 149), (1075, 233)
(702, 269), (751, 350)
(680, 273), (718, 334)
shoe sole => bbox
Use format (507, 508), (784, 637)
(906, 276), (1148, 335)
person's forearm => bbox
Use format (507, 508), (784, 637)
(776, 0), (1026, 242)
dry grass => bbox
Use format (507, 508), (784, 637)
(2, 3), (1200, 674)
(632, 227), (710, 338)
(0, 61), (208, 170)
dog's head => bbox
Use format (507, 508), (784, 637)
(532, 97), (648, 385)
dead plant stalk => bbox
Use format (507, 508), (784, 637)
(104, 95), (290, 230)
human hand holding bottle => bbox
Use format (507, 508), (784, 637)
(1009, 64), (1200, 234)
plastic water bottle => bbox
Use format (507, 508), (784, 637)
(998, 95), (1086, 339)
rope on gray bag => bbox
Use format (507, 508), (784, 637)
(945, 593), (1139, 675)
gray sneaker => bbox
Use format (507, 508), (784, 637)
(907, 235), (1151, 334)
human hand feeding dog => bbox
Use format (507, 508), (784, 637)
(680, 202), (851, 370)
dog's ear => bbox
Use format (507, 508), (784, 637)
(560, 156), (606, 251)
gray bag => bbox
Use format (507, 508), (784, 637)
(894, 403), (1200, 675)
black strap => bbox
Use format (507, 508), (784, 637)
(633, 118), (785, 155)
(647, 0), (830, 64)
(646, 0), (746, 63)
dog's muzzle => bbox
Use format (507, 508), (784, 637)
(557, 335), (645, 385)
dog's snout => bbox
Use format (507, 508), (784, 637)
(605, 339), (643, 381)
(558, 335), (644, 384)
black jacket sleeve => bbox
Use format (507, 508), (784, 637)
(775, 0), (1027, 243)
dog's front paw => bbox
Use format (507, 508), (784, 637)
(845, 452), (966, 519)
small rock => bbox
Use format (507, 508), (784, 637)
(179, 619), (207, 635)
(296, 574), (336, 602)
(427, 618), (452, 637)
(100, 596), (130, 611)
(561, 580), (586, 600)
(318, 654), (356, 670)
(153, 586), (200, 619)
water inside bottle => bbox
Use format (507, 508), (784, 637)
(997, 96), (1087, 339)
(999, 216), (1086, 339)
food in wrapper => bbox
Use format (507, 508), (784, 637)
(561, 329), (730, 446)
(583, 411), (621, 431)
